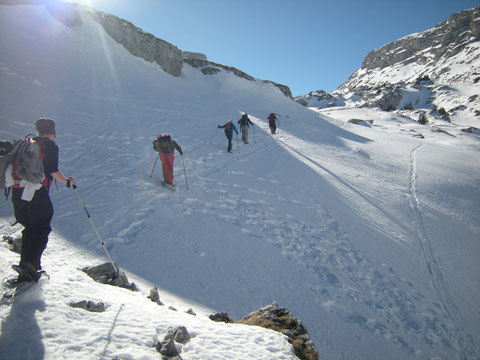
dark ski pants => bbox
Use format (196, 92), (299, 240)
(226, 133), (233, 152)
(12, 187), (53, 271)
(269, 124), (276, 134)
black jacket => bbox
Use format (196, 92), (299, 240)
(238, 114), (254, 128)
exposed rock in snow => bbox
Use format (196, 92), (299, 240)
(82, 262), (138, 291)
(461, 126), (480, 134)
(209, 303), (319, 360)
(70, 300), (106, 313)
(209, 311), (235, 323)
(186, 308), (196, 316)
(182, 51), (207, 61)
(184, 58), (293, 98)
(239, 302), (319, 360)
(348, 118), (374, 127)
(148, 287), (165, 306)
(165, 326), (191, 344)
(153, 326), (191, 359)
(2, 234), (21, 253)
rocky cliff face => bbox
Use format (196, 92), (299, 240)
(88, 11), (183, 77)
(1, 0), (293, 98)
(184, 58), (293, 98)
(361, 7), (480, 70)
(295, 7), (480, 127)
(0, 0), (184, 76)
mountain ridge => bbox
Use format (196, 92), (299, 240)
(295, 6), (480, 129)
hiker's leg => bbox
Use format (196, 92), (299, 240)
(226, 134), (232, 152)
(12, 188), (34, 268)
(160, 153), (168, 183)
(163, 153), (175, 184)
(26, 188), (53, 270)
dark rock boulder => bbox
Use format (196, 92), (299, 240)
(70, 300), (106, 313)
(82, 262), (137, 291)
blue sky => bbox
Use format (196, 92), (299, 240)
(75, 0), (478, 96)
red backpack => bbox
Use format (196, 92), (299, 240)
(268, 113), (275, 124)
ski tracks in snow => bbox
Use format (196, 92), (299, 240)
(408, 144), (478, 359)
(245, 119), (478, 358)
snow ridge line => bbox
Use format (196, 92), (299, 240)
(408, 144), (477, 359)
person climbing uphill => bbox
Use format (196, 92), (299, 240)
(153, 134), (183, 188)
(218, 120), (238, 153)
(268, 113), (278, 134)
(238, 113), (254, 144)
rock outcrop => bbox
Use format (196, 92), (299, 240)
(295, 7), (479, 126)
(361, 7), (480, 70)
(184, 58), (293, 98)
(210, 303), (319, 360)
(89, 11), (183, 77)
(239, 302), (319, 360)
(153, 326), (191, 359)
(82, 262), (138, 291)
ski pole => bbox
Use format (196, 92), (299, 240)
(149, 156), (158, 178)
(253, 125), (256, 143)
(209, 127), (218, 144)
(181, 154), (189, 190)
(73, 185), (119, 274)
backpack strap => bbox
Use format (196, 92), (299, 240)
(33, 137), (52, 188)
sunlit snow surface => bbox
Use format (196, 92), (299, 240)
(1, 4), (479, 359)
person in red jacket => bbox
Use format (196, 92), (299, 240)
(153, 134), (183, 187)
(12, 118), (75, 282)
(268, 113), (278, 134)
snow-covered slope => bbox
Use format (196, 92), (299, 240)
(1, 3), (480, 360)
(0, 220), (298, 360)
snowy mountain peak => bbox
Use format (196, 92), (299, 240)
(361, 7), (480, 71)
(296, 6), (480, 128)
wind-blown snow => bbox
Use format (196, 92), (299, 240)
(1, 4), (479, 360)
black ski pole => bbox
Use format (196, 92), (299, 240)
(181, 154), (189, 190)
(73, 185), (119, 274)
(209, 127), (218, 144)
(253, 125), (256, 143)
(149, 156), (158, 178)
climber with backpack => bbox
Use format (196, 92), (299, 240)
(267, 113), (278, 134)
(238, 113), (254, 144)
(218, 120), (238, 153)
(153, 134), (183, 189)
(5, 118), (75, 283)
